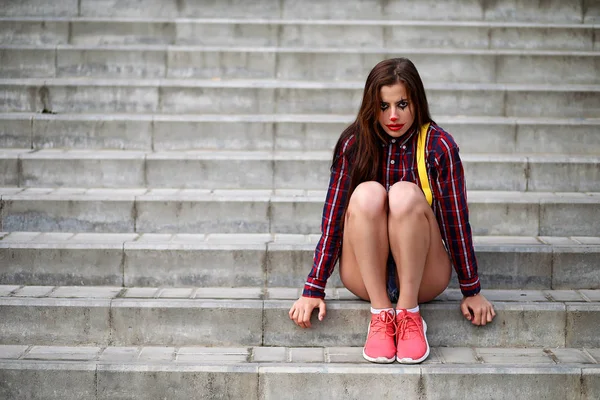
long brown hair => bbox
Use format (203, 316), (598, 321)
(332, 57), (433, 198)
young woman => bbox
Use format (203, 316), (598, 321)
(289, 58), (496, 364)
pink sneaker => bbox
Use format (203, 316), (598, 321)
(362, 309), (396, 363)
(395, 309), (430, 364)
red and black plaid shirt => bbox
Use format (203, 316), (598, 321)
(303, 123), (481, 299)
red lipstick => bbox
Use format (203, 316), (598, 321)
(386, 124), (404, 132)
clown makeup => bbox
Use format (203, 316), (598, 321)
(378, 83), (415, 138)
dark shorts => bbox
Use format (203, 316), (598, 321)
(386, 255), (400, 303)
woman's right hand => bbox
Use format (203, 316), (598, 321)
(289, 296), (327, 329)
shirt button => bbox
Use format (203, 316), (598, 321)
(390, 160), (395, 165)
(402, 145), (406, 150)
(391, 139), (396, 143)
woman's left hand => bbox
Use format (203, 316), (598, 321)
(460, 293), (496, 326)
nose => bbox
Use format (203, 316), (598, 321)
(389, 107), (398, 122)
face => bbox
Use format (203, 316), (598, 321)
(378, 82), (415, 138)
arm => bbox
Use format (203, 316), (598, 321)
(303, 138), (352, 299)
(433, 141), (480, 297)
(433, 139), (495, 325)
(290, 137), (352, 328)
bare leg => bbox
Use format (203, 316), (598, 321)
(388, 182), (451, 309)
(339, 181), (391, 309)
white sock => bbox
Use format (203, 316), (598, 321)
(396, 306), (419, 314)
(371, 307), (394, 315)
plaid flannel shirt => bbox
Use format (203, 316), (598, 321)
(303, 123), (481, 299)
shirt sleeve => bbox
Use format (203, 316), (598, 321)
(302, 138), (352, 298)
(433, 140), (481, 297)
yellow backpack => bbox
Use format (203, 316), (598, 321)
(417, 123), (433, 206)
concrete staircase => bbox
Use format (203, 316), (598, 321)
(1, 0), (599, 398)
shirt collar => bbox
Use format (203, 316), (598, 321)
(380, 126), (418, 147)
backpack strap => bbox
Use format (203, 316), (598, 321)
(417, 123), (433, 206)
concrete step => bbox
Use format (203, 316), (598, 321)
(3, 113), (600, 154)
(1, 18), (599, 51)
(1, 0), (597, 23)
(2, 188), (599, 237)
(0, 286), (599, 348)
(2, 78), (599, 118)
(1, 149), (599, 192)
(2, 45), (599, 84)
(0, 345), (599, 399)
(1, 232), (599, 290)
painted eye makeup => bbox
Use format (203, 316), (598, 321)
(380, 100), (408, 111)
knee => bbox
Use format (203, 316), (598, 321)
(388, 181), (428, 218)
(347, 181), (387, 219)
